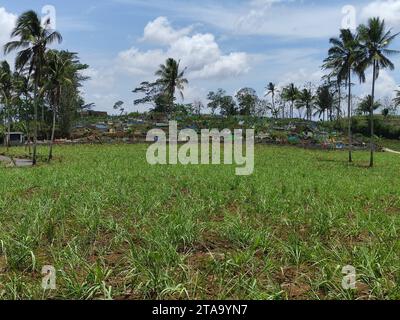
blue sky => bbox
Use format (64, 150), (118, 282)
(1, 0), (400, 113)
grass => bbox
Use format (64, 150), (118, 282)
(0, 144), (400, 300)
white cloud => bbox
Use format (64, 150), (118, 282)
(166, 0), (343, 39)
(83, 67), (116, 90)
(141, 16), (193, 45)
(279, 68), (324, 87)
(361, 0), (400, 26)
(116, 48), (165, 76)
(168, 33), (221, 71)
(117, 17), (250, 80)
(234, 3), (342, 38)
(181, 84), (208, 103)
(190, 52), (250, 79)
(360, 69), (398, 99)
(0, 7), (16, 57)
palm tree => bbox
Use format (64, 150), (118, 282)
(313, 104), (328, 122)
(356, 95), (381, 116)
(314, 85), (334, 121)
(266, 82), (278, 117)
(322, 73), (344, 119)
(0, 61), (14, 149)
(4, 10), (62, 165)
(323, 29), (365, 163)
(282, 83), (299, 119)
(155, 58), (188, 115)
(296, 88), (314, 121)
(42, 50), (74, 162)
(357, 18), (399, 167)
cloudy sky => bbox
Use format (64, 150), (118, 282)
(1, 0), (400, 113)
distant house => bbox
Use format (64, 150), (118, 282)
(4, 132), (25, 146)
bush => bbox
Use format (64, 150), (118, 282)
(341, 116), (400, 140)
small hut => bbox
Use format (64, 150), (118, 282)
(4, 132), (25, 146)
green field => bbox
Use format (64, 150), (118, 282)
(0, 144), (400, 300)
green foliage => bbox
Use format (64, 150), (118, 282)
(236, 88), (258, 116)
(314, 85), (335, 120)
(2, 10), (88, 145)
(207, 89), (237, 116)
(296, 88), (314, 120)
(334, 116), (400, 140)
(356, 95), (381, 116)
(133, 58), (188, 115)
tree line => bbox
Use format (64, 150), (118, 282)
(1, 11), (399, 169)
(0, 10), (89, 164)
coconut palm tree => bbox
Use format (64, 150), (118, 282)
(356, 95), (381, 116)
(357, 18), (399, 167)
(322, 72), (344, 119)
(42, 50), (74, 162)
(314, 85), (334, 121)
(282, 83), (299, 119)
(296, 88), (314, 121)
(4, 10), (62, 165)
(155, 58), (188, 115)
(265, 82), (278, 117)
(323, 29), (365, 163)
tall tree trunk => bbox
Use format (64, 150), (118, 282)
(370, 60), (376, 168)
(337, 83), (341, 120)
(48, 107), (56, 162)
(48, 88), (60, 162)
(291, 101), (294, 119)
(5, 101), (10, 151)
(272, 93), (275, 118)
(348, 68), (353, 163)
(32, 76), (39, 166)
(2, 112), (5, 148)
(25, 95), (32, 155)
(7, 111), (11, 151)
